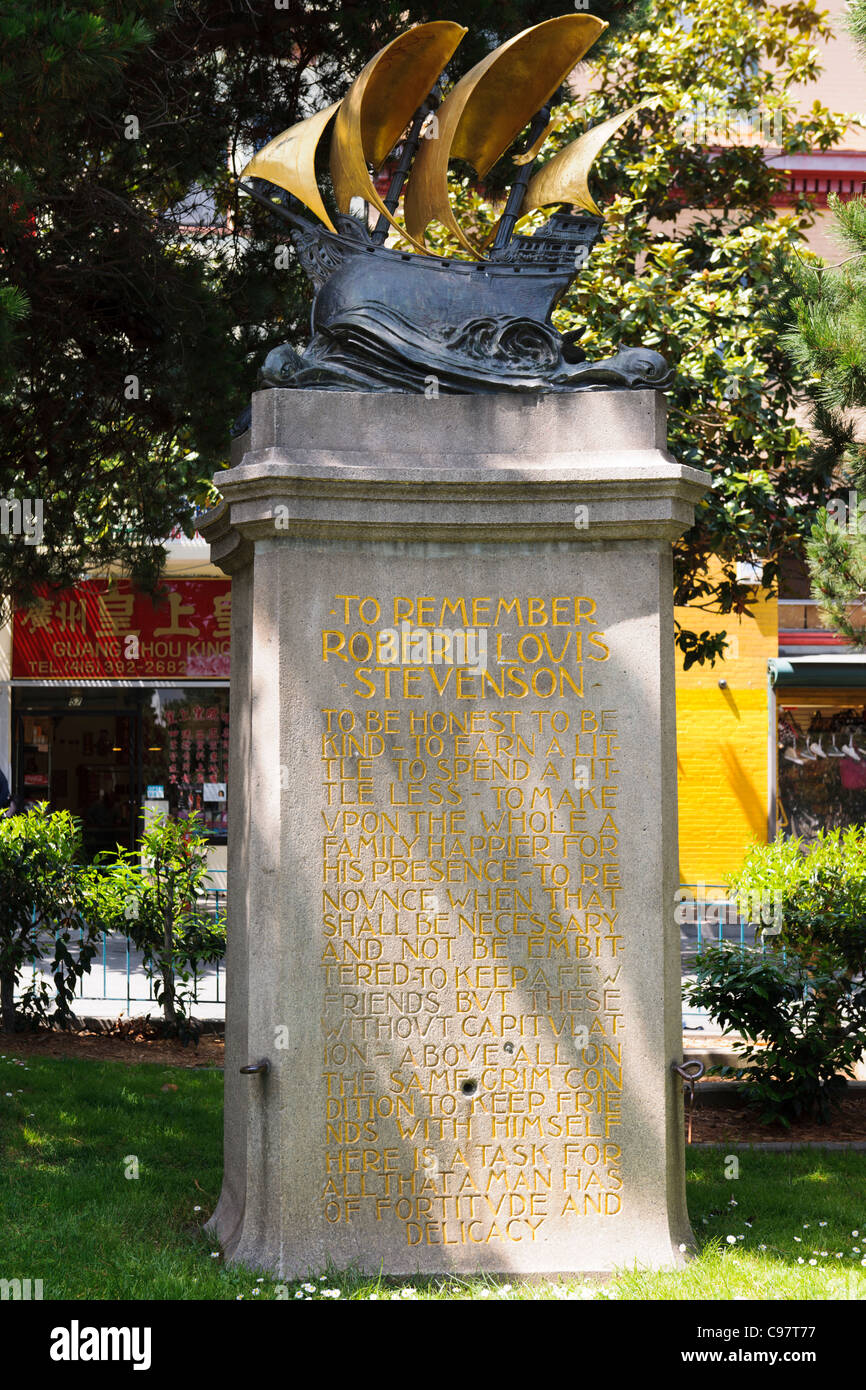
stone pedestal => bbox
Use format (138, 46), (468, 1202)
(200, 387), (709, 1277)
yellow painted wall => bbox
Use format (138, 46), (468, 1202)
(675, 584), (776, 885)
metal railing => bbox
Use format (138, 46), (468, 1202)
(677, 883), (784, 968)
(19, 870), (227, 1017)
(678, 883), (787, 1034)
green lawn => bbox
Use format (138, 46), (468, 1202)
(2, 1050), (866, 1300)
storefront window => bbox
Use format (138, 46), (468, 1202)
(142, 689), (228, 839)
(12, 685), (228, 859)
(778, 705), (866, 842)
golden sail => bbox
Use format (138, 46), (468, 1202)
(403, 14), (606, 254)
(243, 22), (465, 252)
(241, 101), (341, 234)
(330, 21), (466, 251)
(522, 101), (651, 217)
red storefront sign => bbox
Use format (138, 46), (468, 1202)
(12, 579), (231, 680)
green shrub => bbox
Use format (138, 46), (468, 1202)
(686, 944), (866, 1125)
(729, 827), (866, 978)
(85, 812), (225, 1039)
(685, 829), (866, 1125)
(0, 804), (96, 1029)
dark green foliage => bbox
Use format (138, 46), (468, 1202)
(677, 626), (735, 672)
(713, 829), (866, 1123)
(552, 1), (846, 665)
(807, 503), (866, 646)
(686, 944), (866, 1125)
(0, 805), (97, 1030)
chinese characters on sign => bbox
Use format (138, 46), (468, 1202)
(12, 580), (231, 679)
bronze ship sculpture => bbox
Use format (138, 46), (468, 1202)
(239, 15), (672, 398)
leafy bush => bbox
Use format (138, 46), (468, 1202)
(0, 805), (96, 1029)
(686, 829), (866, 1124)
(85, 812), (224, 1039)
(686, 945), (866, 1125)
(728, 827), (866, 979)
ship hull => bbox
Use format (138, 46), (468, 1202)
(257, 212), (673, 396)
(311, 232), (576, 339)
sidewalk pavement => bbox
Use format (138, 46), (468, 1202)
(16, 933), (225, 1023)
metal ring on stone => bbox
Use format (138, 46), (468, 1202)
(672, 1059), (705, 1083)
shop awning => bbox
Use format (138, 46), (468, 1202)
(770, 655), (866, 687)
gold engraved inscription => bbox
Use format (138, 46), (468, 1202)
(317, 592), (622, 1245)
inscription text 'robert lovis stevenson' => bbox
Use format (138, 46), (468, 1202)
(317, 592), (623, 1250)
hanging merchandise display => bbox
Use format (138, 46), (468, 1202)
(778, 705), (866, 841)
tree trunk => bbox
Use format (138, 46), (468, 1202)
(1, 967), (17, 1031)
(161, 907), (177, 1029)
